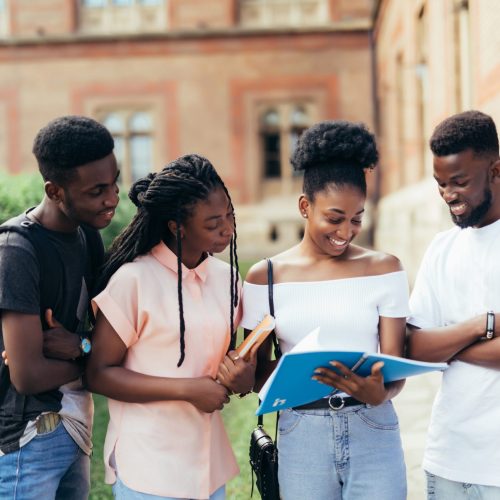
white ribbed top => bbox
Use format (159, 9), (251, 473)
(241, 271), (410, 354)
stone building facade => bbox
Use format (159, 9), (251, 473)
(0, 0), (376, 259)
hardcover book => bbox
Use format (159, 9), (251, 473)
(237, 314), (275, 360)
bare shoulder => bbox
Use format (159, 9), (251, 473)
(245, 248), (295, 285)
(362, 249), (404, 275)
(244, 259), (269, 285)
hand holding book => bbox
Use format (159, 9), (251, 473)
(215, 315), (275, 394)
(313, 359), (390, 407)
(236, 314), (275, 361)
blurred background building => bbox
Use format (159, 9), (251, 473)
(0, 0), (499, 278)
(374, 0), (500, 282)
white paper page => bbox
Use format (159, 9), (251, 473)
(289, 327), (322, 353)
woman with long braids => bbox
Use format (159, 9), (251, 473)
(85, 154), (255, 500)
(241, 121), (409, 499)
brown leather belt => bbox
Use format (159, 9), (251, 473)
(36, 413), (61, 434)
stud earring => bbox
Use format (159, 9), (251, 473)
(302, 212), (308, 218)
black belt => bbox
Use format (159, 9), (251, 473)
(293, 395), (364, 411)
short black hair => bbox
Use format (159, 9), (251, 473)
(32, 115), (114, 184)
(430, 110), (499, 157)
(291, 120), (378, 199)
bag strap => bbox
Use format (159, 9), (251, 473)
(0, 220), (64, 330)
(79, 224), (105, 327)
(258, 259), (281, 428)
(267, 258), (282, 360)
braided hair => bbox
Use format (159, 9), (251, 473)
(99, 154), (239, 366)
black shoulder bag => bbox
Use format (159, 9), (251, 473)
(249, 259), (281, 500)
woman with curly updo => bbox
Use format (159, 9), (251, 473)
(241, 121), (409, 499)
(85, 154), (255, 500)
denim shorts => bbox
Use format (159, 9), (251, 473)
(277, 400), (406, 500)
(426, 471), (500, 499)
(0, 420), (89, 500)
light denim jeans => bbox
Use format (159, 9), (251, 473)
(277, 400), (406, 500)
(113, 477), (225, 500)
(426, 471), (500, 499)
(0, 420), (90, 500)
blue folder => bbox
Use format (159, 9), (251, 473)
(256, 350), (447, 415)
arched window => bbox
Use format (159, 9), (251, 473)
(260, 109), (281, 179)
(101, 110), (154, 184)
(79, 0), (166, 33)
(239, 0), (330, 28)
(129, 112), (153, 182)
(0, 0), (8, 37)
(259, 103), (310, 182)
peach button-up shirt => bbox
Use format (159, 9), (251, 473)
(92, 242), (240, 499)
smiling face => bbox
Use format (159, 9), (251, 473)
(51, 153), (119, 231)
(300, 184), (365, 258)
(175, 186), (234, 266)
(433, 149), (498, 228)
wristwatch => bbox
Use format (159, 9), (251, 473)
(79, 337), (92, 356)
(484, 311), (495, 340)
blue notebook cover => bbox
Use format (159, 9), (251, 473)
(256, 350), (448, 415)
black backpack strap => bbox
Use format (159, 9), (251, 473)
(80, 224), (104, 284)
(0, 220), (62, 329)
(78, 224), (104, 328)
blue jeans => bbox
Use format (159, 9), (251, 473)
(277, 401), (406, 500)
(112, 477), (225, 500)
(0, 420), (90, 500)
(426, 471), (500, 499)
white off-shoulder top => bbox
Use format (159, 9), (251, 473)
(241, 271), (410, 354)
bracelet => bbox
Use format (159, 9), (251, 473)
(484, 311), (495, 340)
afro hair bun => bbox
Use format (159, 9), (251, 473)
(291, 120), (378, 172)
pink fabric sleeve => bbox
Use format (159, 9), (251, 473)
(92, 267), (140, 347)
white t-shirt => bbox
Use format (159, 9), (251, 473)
(408, 219), (500, 487)
(241, 271), (410, 354)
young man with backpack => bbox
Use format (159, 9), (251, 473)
(0, 115), (119, 499)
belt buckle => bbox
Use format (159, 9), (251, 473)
(328, 395), (345, 411)
(36, 413), (61, 434)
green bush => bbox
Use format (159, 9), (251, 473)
(0, 172), (135, 249)
(0, 172), (44, 223)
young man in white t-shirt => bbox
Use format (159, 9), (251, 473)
(407, 110), (500, 499)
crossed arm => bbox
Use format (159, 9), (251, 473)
(2, 311), (81, 394)
(406, 312), (500, 369)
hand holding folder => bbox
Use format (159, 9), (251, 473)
(256, 328), (448, 415)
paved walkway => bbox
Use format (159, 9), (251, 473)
(393, 372), (442, 500)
